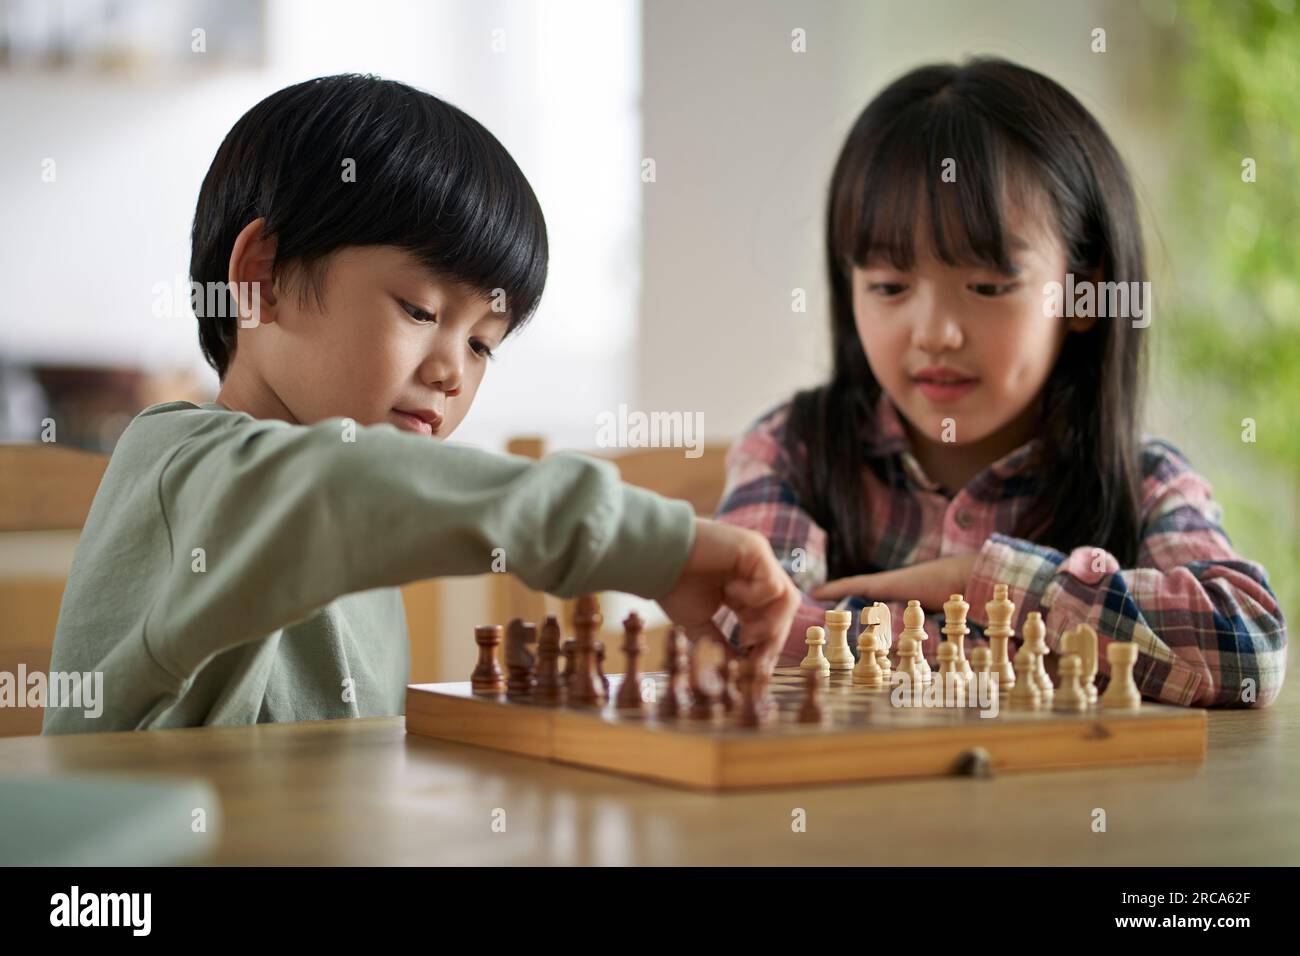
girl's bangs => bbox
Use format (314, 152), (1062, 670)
(834, 100), (1041, 275)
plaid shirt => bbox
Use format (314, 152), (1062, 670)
(714, 396), (1287, 708)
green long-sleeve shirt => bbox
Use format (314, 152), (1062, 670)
(42, 401), (695, 734)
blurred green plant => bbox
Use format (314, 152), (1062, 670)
(1159, 0), (1299, 619)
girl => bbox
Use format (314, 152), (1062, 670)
(715, 59), (1286, 707)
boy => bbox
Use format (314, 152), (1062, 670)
(43, 74), (797, 734)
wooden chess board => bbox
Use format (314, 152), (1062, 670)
(405, 667), (1207, 790)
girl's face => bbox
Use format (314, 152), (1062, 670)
(850, 208), (1084, 451)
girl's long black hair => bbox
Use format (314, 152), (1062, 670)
(785, 58), (1147, 574)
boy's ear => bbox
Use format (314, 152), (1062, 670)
(228, 218), (279, 325)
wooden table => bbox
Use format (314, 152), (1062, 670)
(2, 677), (1296, 866)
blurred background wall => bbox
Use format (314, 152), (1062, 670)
(1, 0), (1294, 683)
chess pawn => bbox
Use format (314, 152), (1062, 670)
(471, 624), (506, 694)
(941, 592), (973, 682)
(985, 583), (1017, 695)
(899, 601), (932, 686)
(936, 641), (963, 707)
(1101, 642), (1142, 710)
(852, 611), (884, 689)
(823, 609), (855, 671)
(1022, 612), (1053, 705)
(970, 646), (995, 709)
(798, 670), (827, 724)
(875, 640), (892, 685)
(1053, 654), (1087, 712)
(894, 632), (922, 691)
(1008, 646), (1041, 711)
(801, 625), (831, 677)
(1062, 622), (1100, 706)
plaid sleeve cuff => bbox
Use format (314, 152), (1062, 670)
(966, 532), (1065, 630)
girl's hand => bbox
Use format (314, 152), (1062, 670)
(657, 519), (800, 672)
(811, 553), (979, 612)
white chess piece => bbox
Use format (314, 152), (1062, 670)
(1062, 623), (1100, 705)
(970, 645), (994, 709)
(824, 609), (855, 671)
(936, 641), (964, 707)
(853, 608), (884, 689)
(1053, 654), (1087, 712)
(899, 600), (931, 686)
(800, 625), (831, 677)
(942, 593), (974, 684)
(1022, 612), (1054, 704)
(1101, 642), (1142, 710)
(1008, 646), (1041, 711)
(869, 603), (893, 683)
(985, 584), (1017, 696)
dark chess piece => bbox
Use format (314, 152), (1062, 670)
(614, 612), (646, 710)
(568, 595), (605, 706)
(735, 647), (772, 727)
(505, 619), (537, 698)
(471, 625), (505, 694)
(534, 615), (563, 704)
(596, 641), (610, 698)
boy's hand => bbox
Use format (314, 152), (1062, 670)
(657, 519), (799, 672)
(811, 553), (978, 612)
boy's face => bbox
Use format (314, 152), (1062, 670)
(849, 207), (1087, 452)
(226, 244), (507, 438)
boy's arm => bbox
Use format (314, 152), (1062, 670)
(148, 415), (695, 684)
(966, 446), (1287, 708)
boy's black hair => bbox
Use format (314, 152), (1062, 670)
(190, 73), (548, 379)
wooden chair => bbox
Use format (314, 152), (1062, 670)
(0, 444), (109, 736)
(489, 437), (731, 669)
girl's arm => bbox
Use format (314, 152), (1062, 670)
(965, 440), (1287, 708)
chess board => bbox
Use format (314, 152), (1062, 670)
(404, 667), (1207, 790)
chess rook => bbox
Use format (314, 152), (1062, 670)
(823, 609), (855, 671)
(471, 624), (506, 694)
